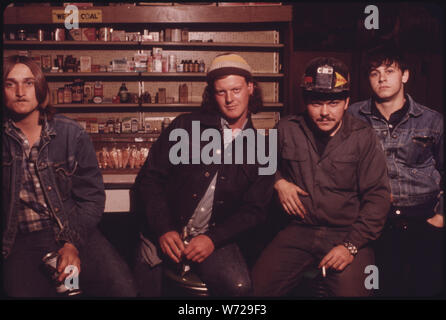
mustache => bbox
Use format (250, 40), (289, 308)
(317, 117), (335, 121)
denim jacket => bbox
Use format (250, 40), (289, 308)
(2, 114), (105, 258)
(348, 95), (443, 213)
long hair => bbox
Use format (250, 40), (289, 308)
(3, 55), (55, 123)
(201, 76), (263, 115)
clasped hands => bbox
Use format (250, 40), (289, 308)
(159, 231), (215, 264)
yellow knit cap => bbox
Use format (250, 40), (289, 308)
(206, 53), (252, 83)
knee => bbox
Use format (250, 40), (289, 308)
(223, 278), (252, 297)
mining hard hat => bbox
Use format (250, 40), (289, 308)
(300, 57), (350, 93)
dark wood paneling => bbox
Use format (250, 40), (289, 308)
(4, 5), (292, 25)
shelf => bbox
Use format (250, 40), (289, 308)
(55, 103), (139, 108)
(44, 72), (283, 80)
(3, 5), (292, 24)
(55, 103), (283, 108)
(45, 72), (140, 79)
(91, 133), (160, 142)
(4, 40), (283, 51)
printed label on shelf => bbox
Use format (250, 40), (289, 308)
(52, 9), (103, 24)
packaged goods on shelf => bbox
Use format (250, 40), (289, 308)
(83, 84), (93, 103)
(95, 145), (151, 170)
(112, 59), (127, 72)
(149, 32), (159, 41)
(157, 88), (167, 104)
(179, 84), (188, 103)
(122, 118), (132, 133)
(80, 56), (92, 72)
(111, 30), (126, 41)
(126, 58), (135, 72)
(126, 32), (140, 41)
(41, 55), (52, 72)
(81, 28), (97, 41)
(134, 53), (148, 72)
(68, 29), (82, 41)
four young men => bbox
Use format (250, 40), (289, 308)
(2, 48), (443, 297)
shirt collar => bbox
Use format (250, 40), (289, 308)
(371, 95), (410, 125)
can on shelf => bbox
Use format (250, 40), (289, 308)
(168, 54), (176, 72)
(38, 29), (45, 41)
(99, 27), (111, 41)
(18, 29), (26, 41)
(57, 88), (64, 104)
(54, 28), (65, 41)
(171, 28), (181, 42)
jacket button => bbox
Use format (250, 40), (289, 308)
(192, 193), (198, 199)
(204, 172), (210, 178)
(392, 134), (398, 139)
(55, 207), (60, 212)
(220, 176), (226, 180)
(217, 200), (224, 205)
(47, 186), (52, 191)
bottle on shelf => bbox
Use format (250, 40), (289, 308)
(118, 82), (129, 103)
(114, 118), (122, 134)
(199, 60), (205, 73)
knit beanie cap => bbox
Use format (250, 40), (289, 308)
(206, 53), (252, 84)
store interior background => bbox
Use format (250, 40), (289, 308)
(2, 2), (444, 271)
(290, 2), (443, 115)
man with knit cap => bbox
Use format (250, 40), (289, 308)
(132, 53), (274, 296)
(252, 57), (390, 297)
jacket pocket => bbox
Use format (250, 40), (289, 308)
(406, 135), (434, 166)
(54, 160), (78, 201)
(328, 156), (357, 191)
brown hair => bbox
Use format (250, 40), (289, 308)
(3, 55), (55, 122)
(364, 43), (408, 77)
(200, 76), (263, 115)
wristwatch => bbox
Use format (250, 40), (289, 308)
(343, 242), (358, 256)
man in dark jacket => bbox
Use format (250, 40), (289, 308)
(252, 57), (390, 297)
(133, 53), (275, 296)
(2, 55), (137, 297)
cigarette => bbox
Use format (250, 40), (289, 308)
(322, 266), (326, 278)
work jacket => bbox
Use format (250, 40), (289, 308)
(349, 95), (443, 212)
(134, 111), (274, 248)
(276, 112), (391, 249)
(2, 114), (105, 258)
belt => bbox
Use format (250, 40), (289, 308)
(386, 200), (436, 231)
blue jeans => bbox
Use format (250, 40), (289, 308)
(252, 222), (374, 297)
(3, 228), (137, 297)
(134, 242), (251, 297)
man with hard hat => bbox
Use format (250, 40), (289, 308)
(252, 57), (391, 297)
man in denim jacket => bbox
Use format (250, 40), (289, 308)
(2, 55), (137, 297)
(348, 44), (444, 297)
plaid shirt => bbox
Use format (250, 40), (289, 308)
(6, 120), (54, 233)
